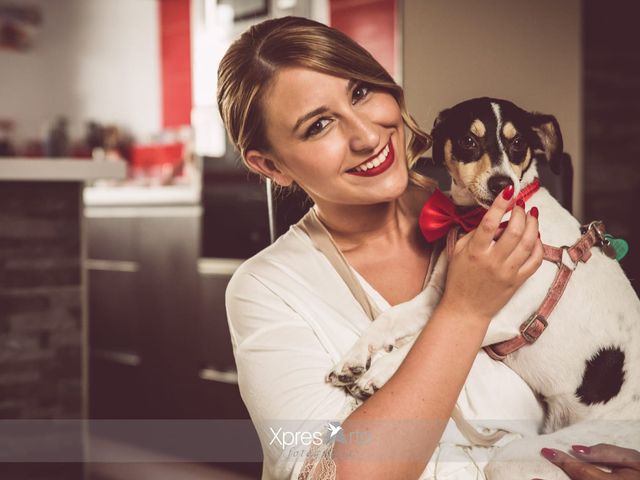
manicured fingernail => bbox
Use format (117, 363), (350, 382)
(499, 221), (509, 229)
(572, 445), (591, 455)
(541, 448), (557, 460)
(502, 184), (514, 200)
(516, 198), (525, 209)
(530, 207), (539, 219)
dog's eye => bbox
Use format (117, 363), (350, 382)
(511, 136), (526, 151)
(459, 136), (477, 149)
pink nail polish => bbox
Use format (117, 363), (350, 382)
(530, 207), (539, 219)
(541, 448), (557, 460)
(572, 445), (591, 455)
(502, 185), (514, 200)
(516, 198), (525, 209)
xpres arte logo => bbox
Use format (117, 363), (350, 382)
(268, 427), (323, 449)
(268, 422), (371, 450)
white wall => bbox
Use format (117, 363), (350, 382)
(403, 0), (583, 218)
(0, 0), (161, 144)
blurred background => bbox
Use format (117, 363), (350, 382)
(0, 0), (638, 479)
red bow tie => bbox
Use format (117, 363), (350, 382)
(419, 179), (541, 243)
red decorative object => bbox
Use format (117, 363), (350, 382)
(159, 0), (192, 128)
(419, 190), (487, 242)
(330, 0), (397, 77)
(131, 143), (184, 169)
(419, 180), (541, 242)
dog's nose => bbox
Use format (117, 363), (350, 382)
(487, 176), (514, 196)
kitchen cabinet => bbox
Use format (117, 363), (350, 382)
(84, 191), (261, 473)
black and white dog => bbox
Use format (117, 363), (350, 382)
(328, 98), (640, 479)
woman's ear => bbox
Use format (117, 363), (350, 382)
(245, 150), (294, 187)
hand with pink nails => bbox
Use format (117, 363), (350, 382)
(534, 444), (640, 479)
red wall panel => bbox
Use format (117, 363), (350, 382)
(330, 0), (397, 77)
(159, 0), (192, 128)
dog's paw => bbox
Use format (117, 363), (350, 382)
(326, 355), (371, 387)
(350, 346), (405, 396)
(326, 332), (396, 387)
(345, 381), (378, 401)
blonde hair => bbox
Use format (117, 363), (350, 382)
(217, 16), (436, 191)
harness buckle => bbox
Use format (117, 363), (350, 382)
(580, 220), (616, 259)
(581, 220), (607, 245)
(520, 313), (548, 343)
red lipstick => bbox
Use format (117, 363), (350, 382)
(347, 142), (395, 177)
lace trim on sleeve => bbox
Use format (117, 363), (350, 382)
(297, 440), (337, 480)
(297, 396), (361, 480)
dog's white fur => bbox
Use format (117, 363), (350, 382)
(328, 104), (640, 479)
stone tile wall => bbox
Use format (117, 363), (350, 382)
(0, 181), (84, 478)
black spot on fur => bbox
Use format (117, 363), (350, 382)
(576, 346), (625, 405)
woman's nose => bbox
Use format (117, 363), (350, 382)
(347, 113), (380, 153)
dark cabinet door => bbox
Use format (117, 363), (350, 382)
(87, 203), (262, 473)
(86, 215), (144, 419)
(195, 261), (250, 419)
(86, 207), (201, 419)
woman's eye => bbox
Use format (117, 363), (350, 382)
(459, 135), (477, 149)
(351, 83), (370, 104)
(305, 118), (331, 138)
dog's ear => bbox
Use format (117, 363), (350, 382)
(432, 108), (451, 131)
(530, 113), (564, 174)
(430, 108), (451, 165)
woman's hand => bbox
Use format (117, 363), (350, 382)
(441, 186), (544, 322)
(535, 444), (640, 479)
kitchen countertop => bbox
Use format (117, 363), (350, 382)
(0, 157), (127, 182)
(84, 183), (201, 206)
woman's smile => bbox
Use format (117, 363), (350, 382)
(347, 140), (395, 176)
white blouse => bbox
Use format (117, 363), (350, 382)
(225, 221), (544, 479)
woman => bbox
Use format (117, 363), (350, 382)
(218, 16), (637, 480)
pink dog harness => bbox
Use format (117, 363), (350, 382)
(445, 221), (607, 360)
(486, 222), (608, 360)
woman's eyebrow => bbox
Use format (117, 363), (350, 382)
(293, 106), (328, 133)
(292, 80), (356, 133)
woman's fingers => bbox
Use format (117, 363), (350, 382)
(491, 203), (528, 261)
(538, 445), (640, 480)
(443, 187), (544, 322)
(505, 209), (541, 271)
(540, 448), (608, 479)
(516, 237), (544, 280)
(572, 443), (640, 470)
(470, 186), (516, 250)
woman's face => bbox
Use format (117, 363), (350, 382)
(248, 67), (408, 208)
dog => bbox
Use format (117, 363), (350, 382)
(327, 97), (640, 479)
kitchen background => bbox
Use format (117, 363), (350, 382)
(0, 0), (638, 479)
